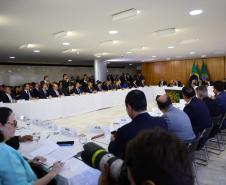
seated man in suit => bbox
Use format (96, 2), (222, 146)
(20, 83), (32, 100)
(85, 82), (94, 93)
(182, 86), (211, 136)
(2, 86), (15, 103)
(213, 81), (226, 129)
(96, 82), (103, 92)
(158, 80), (167, 87)
(39, 83), (49, 99)
(108, 90), (167, 159)
(49, 83), (62, 97)
(74, 82), (83, 95)
(156, 94), (195, 142)
(196, 85), (221, 117)
(31, 83), (40, 99)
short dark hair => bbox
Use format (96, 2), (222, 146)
(0, 107), (13, 142)
(195, 85), (208, 98)
(182, 86), (196, 99)
(213, 81), (224, 92)
(125, 90), (147, 112)
(125, 128), (194, 185)
(156, 95), (172, 110)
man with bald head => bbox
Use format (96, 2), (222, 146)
(156, 94), (195, 142)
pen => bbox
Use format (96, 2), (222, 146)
(48, 161), (62, 170)
(91, 133), (105, 140)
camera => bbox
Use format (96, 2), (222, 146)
(81, 142), (129, 185)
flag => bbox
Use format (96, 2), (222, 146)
(201, 62), (208, 80)
(191, 63), (199, 80)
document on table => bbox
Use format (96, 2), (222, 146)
(44, 147), (77, 166)
(27, 140), (77, 166)
(28, 141), (59, 158)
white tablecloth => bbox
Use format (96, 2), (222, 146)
(1, 86), (214, 120)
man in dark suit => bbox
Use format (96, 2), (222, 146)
(40, 75), (50, 88)
(31, 83), (40, 98)
(196, 85), (221, 117)
(39, 83), (49, 99)
(85, 82), (94, 93)
(61, 74), (71, 96)
(74, 82), (83, 95)
(2, 86), (15, 103)
(108, 90), (168, 159)
(213, 81), (226, 129)
(20, 83), (32, 100)
(182, 86), (211, 136)
(49, 83), (61, 97)
(158, 80), (167, 87)
(0, 85), (5, 102)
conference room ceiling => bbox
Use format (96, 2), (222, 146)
(0, 0), (226, 65)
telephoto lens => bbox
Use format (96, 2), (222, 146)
(81, 142), (129, 185)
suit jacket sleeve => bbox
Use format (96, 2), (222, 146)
(108, 129), (126, 158)
(5, 136), (20, 150)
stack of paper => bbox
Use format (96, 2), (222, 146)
(27, 140), (77, 166)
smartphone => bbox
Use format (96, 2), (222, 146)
(56, 141), (74, 146)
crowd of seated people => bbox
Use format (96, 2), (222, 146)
(158, 79), (182, 87)
(0, 73), (145, 102)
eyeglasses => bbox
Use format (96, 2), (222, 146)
(7, 120), (17, 127)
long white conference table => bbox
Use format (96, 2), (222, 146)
(0, 86), (214, 120)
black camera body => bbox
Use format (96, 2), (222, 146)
(81, 142), (129, 185)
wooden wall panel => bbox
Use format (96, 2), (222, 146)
(142, 57), (226, 85)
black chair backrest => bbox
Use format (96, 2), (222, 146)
(187, 130), (205, 153)
(209, 114), (222, 138)
(219, 112), (226, 129)
(212, 114), (223, 128)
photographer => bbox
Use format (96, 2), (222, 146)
(99, 128), (194, 185)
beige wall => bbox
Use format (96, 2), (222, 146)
(0, 65), (137, 86)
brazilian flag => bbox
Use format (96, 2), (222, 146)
(191, 63), (199, 80)
(201, 62), (208, 80)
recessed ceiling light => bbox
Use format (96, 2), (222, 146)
(127, 51), (132, 54)
(62, 49), (79, 53)
(201, 54), (207, 58)
(63, 42), (70, 46)
(109, 30), (118, 35)
(112, 8), (141, 21)
(19, 43), (35, 49)
(168, 46), (175, 49)
(33, 50), (40, 53)
(67, 59), (72, 62)
(129, 64), (133, 66)
(190, 51), (196, 55)
(189, 9), (203, 16)
(152, 55), (157, 58)
(9, 56), (15, 59)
